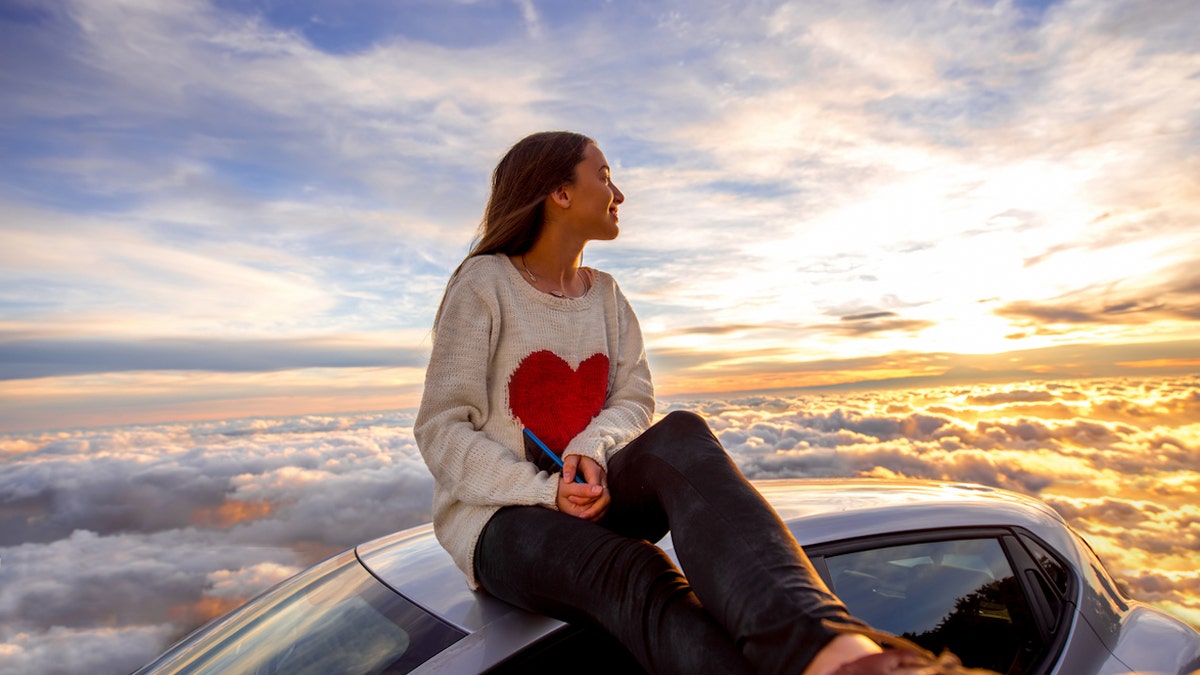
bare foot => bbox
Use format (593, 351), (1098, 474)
(803, 624), (1002, 675)
(802, 633), (881, 675)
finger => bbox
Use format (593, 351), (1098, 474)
(581, 501), (609, 522)
(587, 505), (609, 523)
(562, 454), (581, 483)
(559, 481), (591, 497)
(557, 491), (589, 518)
(570, 495), (603, 520)
(578, 457), (606, 486)
(579, 487), (611, 520)
(561, 481), (603, 501)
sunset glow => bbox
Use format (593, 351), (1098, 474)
(1, 0), (1197, 432)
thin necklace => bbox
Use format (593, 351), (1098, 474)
(520, 253), (538, 283)
(521, 254), (589, 298)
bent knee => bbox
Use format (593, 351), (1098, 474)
(659, 409), (710, 434)
(636, 410), (726, 461)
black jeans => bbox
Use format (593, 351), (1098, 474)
(475, 410), (865, 674)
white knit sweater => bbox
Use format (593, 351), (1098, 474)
(414, 253), (655, 588)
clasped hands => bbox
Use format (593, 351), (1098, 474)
(556, 454), (609, 522)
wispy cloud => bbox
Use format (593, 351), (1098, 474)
(998, 262), (1200, 337)
(0, 334), (426, 380)
(1, 0), (1197, 427)
(649, 338), (1200, 397)
(0, 365), (428, 432)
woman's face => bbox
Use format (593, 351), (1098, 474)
(565, 143), (624, 242)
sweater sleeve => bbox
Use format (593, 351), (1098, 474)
(561, 281), (655, 469)
(414, 270), (561, 509)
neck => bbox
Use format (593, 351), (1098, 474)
(523, 246), (580, 283)
(514, 241), (588, 298)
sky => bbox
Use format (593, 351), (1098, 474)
(1, 376), (1198, 673)
(1, 0), (1198, 433)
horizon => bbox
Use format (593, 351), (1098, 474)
(2, 0), (1199, 431)
(2, 359), (1197, 435)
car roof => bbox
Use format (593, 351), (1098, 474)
(357, 478), (1076, 636)
(752, 478), (1071, 547)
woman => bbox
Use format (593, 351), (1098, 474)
(415, 131), (985, 675)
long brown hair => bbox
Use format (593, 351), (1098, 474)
(433, 131), (593, 328)
(468, 131), (594, 258)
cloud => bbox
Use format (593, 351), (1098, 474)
(656, 312), (935, 342)
(0, 410), (435, 672)
(513, 0), (542, 39)
(827, 315), (935, 337)
(622, 0), (1200, 359)
(997, 262), (1200, 335)
(0, 0), (556, 351)
(2, 376), (1198, 674)
(710, 385), (1200, 636)
(0, 411), (429, 545)
(967, 390), (1055, 405)
(0, 365), (430, 433)
(15, 0), (548, 168)
(1, 624), (177, 675)
(649, 338), (1200, 398)
(2, 0), (1198, 435)
(0, 334), (426, 380)
(679, 376), (1200, 621)
(2, 0), (1200, 666)
(206, 562), (301, 599)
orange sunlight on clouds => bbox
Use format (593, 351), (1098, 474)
(678, 375), (1200, 629)
(189, 500), (274, 528)
(652, 339), (1200, 398)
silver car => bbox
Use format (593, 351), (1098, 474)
(134, 479), (1200, 674)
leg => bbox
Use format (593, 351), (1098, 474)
(475, 505), (754, 675)
(604, 410), (869, 674)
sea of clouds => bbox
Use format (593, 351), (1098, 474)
(2, 376), (1197, 674)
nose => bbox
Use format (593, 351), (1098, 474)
(611, 182), (624, 204)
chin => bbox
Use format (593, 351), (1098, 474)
(590, 225), (619, 241)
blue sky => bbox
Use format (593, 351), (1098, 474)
(2, 0), (1199, 431)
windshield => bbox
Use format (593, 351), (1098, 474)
(138, 550), (464, 674)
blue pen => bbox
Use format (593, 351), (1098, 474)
(523, 428), (587, 484)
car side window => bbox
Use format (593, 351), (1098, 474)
(1019, 534), (1070, 597)
(825, 537), (1042, 674)
(137, 550), (465, 675)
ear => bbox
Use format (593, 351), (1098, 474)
(548, 183), (572, 209)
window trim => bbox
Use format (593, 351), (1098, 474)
(1007, 529), (1078, 675)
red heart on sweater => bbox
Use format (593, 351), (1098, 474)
(508, 350), (609, 454)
